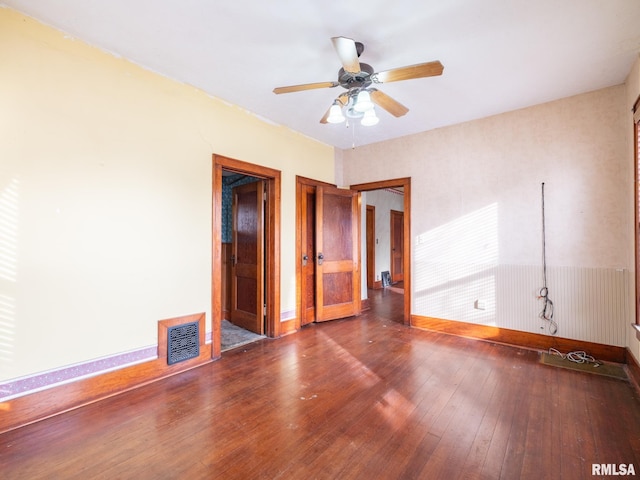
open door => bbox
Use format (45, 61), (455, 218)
(315, 185), (361, 322)
(390, 209), (404, 283)
(230, 180), (265, 334)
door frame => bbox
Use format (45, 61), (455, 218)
(351, 178), (411, 325)
(212, 154), (281, 359)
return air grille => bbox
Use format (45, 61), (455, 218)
(167, 321), (199, 365)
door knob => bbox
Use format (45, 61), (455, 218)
(302, 254), (308, 266)
(317, 253), (324, 265)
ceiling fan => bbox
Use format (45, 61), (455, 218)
(273, 36), (444, 126)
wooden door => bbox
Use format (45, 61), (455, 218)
(231, 181), (264, 334)
(300, 184), (316, 326)
(315, 186), (361, 322)
(390, 209), (404, 283)
(366, 205), (375, 289)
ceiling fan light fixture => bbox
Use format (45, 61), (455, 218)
(326, 102), (346, 123)
(275, 37), (443, 131)
(345, 106), (364, 119)
(361, 108), (379, 126)
(354, 90), (374, 112)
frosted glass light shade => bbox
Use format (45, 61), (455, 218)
(361, 108), (379, 126)
(327, 103), (345, 123)
(354, 90), (374, 112)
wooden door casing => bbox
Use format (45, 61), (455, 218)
(350, 177), (411, 325)
(635, 103), (640, 327)
(213, 154), (281, 360)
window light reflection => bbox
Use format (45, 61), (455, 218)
(414, 203), (498, 325)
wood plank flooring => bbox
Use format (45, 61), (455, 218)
(2, 289), (640, 479)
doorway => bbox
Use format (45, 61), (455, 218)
(212, 155), (281, 359)
(351, 178), (411, 325)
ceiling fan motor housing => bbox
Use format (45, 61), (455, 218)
(338, 63), (374, 90)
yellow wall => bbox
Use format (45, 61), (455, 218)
(0, 8), (334, 381)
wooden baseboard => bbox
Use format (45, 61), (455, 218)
(5, 313), (633, 435)
(626, 348), (640, 394)
(361, 298), (371, 311)
(0, 349), (213, 435)
(279, 318), (298, 336)
(411, 315), (626, 363)
(0, 313), (212, 435)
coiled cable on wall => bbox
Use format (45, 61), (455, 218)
(539, 182), (558, 335)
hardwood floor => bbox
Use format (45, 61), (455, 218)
(2, 289), (640, 479)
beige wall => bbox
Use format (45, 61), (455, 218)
(0, 8), (334, 381)
(343, 83), (635, 350)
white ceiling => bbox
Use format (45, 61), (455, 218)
(3, 0), (640, 149)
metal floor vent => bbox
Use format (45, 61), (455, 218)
(167, 321), (199, 365)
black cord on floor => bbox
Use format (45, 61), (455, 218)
(539, 182), (557, 335)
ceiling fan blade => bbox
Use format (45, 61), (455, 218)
(370, 89), (409, 117)
(273, 81), (339, 94)
(331, 36), (361, 74)
(319, 107), (331, 124)
(374, 61), (443, 83)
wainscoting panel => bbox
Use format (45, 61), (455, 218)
(414, 264), (629, 347)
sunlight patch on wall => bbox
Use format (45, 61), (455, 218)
(414, 203), (498, 325)
(0, 178), (19, 282)
(0, 177), (19, 377)
(0, 294), (15, 382)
